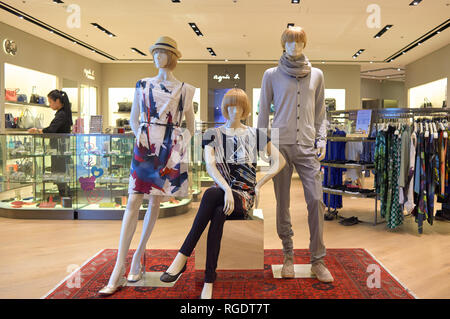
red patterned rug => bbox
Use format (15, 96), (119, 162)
(43, 249), (415, 299)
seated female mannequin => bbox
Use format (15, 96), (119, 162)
(160, 88), (286, 299)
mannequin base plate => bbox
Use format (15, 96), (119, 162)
(271, 264), (317, 279)
(126, 272), (180, 288)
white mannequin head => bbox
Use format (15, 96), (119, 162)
(281, 26), (307, 58)
(152, 48), (178, 70)
(227, 105), (244, 122)
(285, 41), (305, 58)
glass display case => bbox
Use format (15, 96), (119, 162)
(0, 133), (194, 219)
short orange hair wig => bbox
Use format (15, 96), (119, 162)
(221, 88), (250, 120)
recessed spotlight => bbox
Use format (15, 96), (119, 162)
(131, 47), (146, 56)
(91, 23), (116, 37)
(189, 22), (204, 37)
(374, 25), (394, 38)
(287, 23), (295, 28)
(352, 49), (365, 59)
(171, 0), (181, 2)
(207, 47), (216, 56)
(291, 0), (300, 3)
(370, 61), (373, 64)
(397, 68), (401, 71)
(53, 0), (64, 3)
(409, 0), (422, 5)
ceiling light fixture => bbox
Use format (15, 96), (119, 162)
(207, 47), (216, 56)
(287, 23), (294, 28)
(171, 0), (181, 2)
(409, 0), (422, 6)
(352, 49), (365, 59)
(131, 47), (147, 56)
(291, 0), (300, 4)
(91, 23), (116, 37)
(374, 25), (394, 38)
(189, 23), (204, 37)
(53, 0), (64, 3)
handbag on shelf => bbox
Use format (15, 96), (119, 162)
(38, 96), (46, 105)
(18, 109), (35, 129)
(30, 94), (40, 104)
(17, 94), (28, 103)
(421, 98), (432, 108)
(5, 113), (16, 128)
(5, 89), (19, 102)
(117, 101), (132, 112)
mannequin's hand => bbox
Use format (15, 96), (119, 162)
(316, 147), (326, 161)
(254, 184), (261, 209)
(223, 188), (235, 216)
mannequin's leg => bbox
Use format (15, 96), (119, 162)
(129, 195), (161, 275)
(273, 145), (295, 255)
(204, 206), (227, 283)
(106, 193), (144, 286)
(166, 187), (223, 274)
(293, 157), (326, 264)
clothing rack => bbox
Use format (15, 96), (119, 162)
(323, 108), (449, 228)
(373, 108), (450, 233)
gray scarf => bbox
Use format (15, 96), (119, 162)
(278, 52), (311, 78)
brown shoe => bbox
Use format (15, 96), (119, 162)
(311, 261), (334, 283)
(281, 254), (295, 278)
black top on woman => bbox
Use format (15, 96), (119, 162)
(28, 90), (73, 134)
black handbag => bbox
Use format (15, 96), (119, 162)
(5, 113), (16, 128)
(30, 94), (40, 104)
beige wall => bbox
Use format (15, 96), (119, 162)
(361, 78), (406, 107)
(405, 44), (450, 106)
(313, 64), (361, 110)
(0, 22), (102, 133)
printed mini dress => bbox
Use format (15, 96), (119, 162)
(128, 77), (195, 198)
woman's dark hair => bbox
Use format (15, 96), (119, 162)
(47, 89), (73, 126)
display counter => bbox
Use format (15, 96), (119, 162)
(0, 133), (202, 219)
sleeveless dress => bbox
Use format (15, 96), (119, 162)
(128, 77), (195, 198)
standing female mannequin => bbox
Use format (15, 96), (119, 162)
(160, 88), (286, 299)
(99, 36), (195, 295)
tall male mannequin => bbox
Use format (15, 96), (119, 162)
(257, 26), (333, 282)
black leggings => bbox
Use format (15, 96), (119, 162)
(179, 187), (246, 283)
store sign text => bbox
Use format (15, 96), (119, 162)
(84, 68), (95, 80)
(213, 73), (240, 83)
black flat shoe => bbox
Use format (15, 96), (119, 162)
(160, 263), (187, 283)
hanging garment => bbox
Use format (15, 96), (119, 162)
(385, 126), (403, 229)
(128, 78), (195, 198)
(404, 131), (417, 214)
(375, 129), (388, 219)
(425, 134), (436, 225)
(415, 132), (428, 234)
(323, 128), (346, 209)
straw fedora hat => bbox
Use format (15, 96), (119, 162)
(149, 36), (182, 58)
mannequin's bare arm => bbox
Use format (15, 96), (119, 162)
(204, 144), (234, 216)
(184, 104), (195, 138)
(254, 142), (286, 208)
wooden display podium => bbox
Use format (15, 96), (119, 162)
(195, 209), (264, 270)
